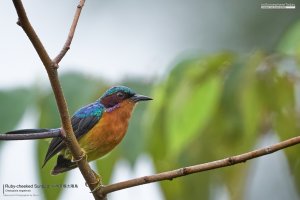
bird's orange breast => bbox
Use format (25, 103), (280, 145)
(78, 99), (136, 161)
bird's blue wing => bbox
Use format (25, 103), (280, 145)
(43, 102), (104, 166)
(71, 103), (104, 138)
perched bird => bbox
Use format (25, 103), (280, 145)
(5, 86), (152, 175)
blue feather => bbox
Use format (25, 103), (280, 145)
(74, 101), (104, 118)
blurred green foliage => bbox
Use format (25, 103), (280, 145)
(0, 88), (34, 148)
(1, 20), (300, 200)
(146, 49), (300, 199)
(278, 20), (300, 56)
(0, 88), (34, 133)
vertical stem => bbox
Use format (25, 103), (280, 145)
(12, 0), (104, 199)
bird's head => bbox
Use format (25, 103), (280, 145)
(99, 86), (152, 110)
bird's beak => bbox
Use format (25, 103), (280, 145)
(131, 94), (153, 102)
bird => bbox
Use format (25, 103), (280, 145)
(5, 86), (152, 175)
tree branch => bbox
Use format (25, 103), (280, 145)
(0, 129), (60, 140)
(100, 134), (300, 195)
(2, 119), (300, 197)
(52, 0), (85, 66)
(11, 1), (104, 199)
(9, 1), (300, 199)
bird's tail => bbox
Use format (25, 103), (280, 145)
(3, 128), (61, 140)
(4, 128), (77, 175)
(51, 155), (77, 175)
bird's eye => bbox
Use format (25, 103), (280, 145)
(116, 92), (125, 99)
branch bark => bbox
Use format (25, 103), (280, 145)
(0, 129), (60, 140)
(52, 0), (85, 66)
(11, 1), (104, 199)
(100, 134), (300, 195)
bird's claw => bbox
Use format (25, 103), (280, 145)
(85, 170), (103, 193)
(90, 182), (103, 193)
(71, 151), (87, 163)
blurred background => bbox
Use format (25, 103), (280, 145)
(1, 0), (300, 199)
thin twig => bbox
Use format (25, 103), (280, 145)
(0, 130), (60, 140)
(11, 1), (103, 199)
(52, 0), (85, 66)
(100, 135), (300, 195)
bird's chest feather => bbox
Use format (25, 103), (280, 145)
(79, 100), (135, 159)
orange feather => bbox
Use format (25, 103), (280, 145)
(76, 99), (136, 161)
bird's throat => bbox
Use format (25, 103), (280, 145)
(106, 103), (120, 113)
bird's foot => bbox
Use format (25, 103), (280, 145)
(85, 170), (104, 193)
(71, 151), (87, 163)
(90, 182), (103, 193)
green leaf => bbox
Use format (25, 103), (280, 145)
(270, 58), (300, 194)
(277, 20), (300, 55)
(0, 88), (33, 132)
(145, 84), (169, 161)
(283, 143), (300, 195)
(146, 53), (233, 199)
(240, 53), (265, 138)
(166, 53), (232, 157)
(166, 74), (221, 156)
(160, 171), (210, 200)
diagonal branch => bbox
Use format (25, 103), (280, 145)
(52, 0), (85, 66)
(11, 1), (103, 199)
(100, 134), (300, 195)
